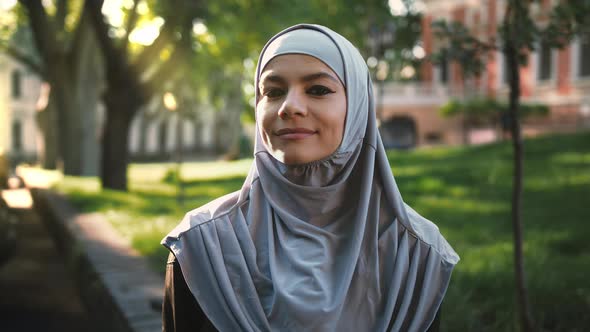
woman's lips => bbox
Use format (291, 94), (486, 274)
(275, 128), (317, 140)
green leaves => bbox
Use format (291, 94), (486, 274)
(431, 20), (495, 79)
(498, 0), (538, 63)
(439, 97), (549, 125)
(433, 0), (589, 75)
(544, 0), (590, 48)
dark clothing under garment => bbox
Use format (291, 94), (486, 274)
(162, 254), (441, 332)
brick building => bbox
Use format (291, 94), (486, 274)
(378, 0), (590, 148)
(0, 54), (42, 164)
(0, 50), (230, 170)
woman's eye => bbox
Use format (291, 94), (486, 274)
(263, 88), (285, 98)
(307, 85), (334, 96)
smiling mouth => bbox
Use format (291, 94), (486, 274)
(274, 128), (317, 140)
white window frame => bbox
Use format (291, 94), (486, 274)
(433, 57), (450, 85)
(497, 50), (507, 89)
(573, 34), (590, 80)
(532, 41), (558, 84)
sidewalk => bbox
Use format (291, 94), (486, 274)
(0, 202), (96, 332)
(3, 168), (165, 332)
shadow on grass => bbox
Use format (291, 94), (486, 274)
(66, 176), (246, 216)
(387, 131), (590, 331)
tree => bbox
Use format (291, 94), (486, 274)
(84, 0), (202, 190)
(3, 1), (206, 184)
(3, 1), (103, 176)
(7, 1), (203, 190)
(432, 1), (590, 330)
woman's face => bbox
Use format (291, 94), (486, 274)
(257, 54), (347, 165)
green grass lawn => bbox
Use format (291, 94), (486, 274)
(55, 131), (590, 331)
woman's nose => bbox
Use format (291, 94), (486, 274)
(278, 89), (307, 119)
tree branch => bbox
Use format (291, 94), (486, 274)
(84, 0), (128, 73)
(68, 2), (90, 66)
(141, 47), (183, 100)
(132, 19), (178, 74)
(1, 44), (45, 78)
(56, 0), (67, 32)
(122, 0), (140, 55)
(141, 16), (194, 100)
(18, 0), (60, 66)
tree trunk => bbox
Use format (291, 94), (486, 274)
(506, 40), (536, 332)
(221, 78), (244, 160)
(50, 55), (101, 176)
(462, 116), (470, 145)
(159, 115), (169, 157)
(96, 65), (146, 191)
(461, 80), (470, 145)
(175, 111), (184, 206)
(192, 116), (202, 152)
(73, 14), (104, 176)
(100, 98), (135, 191)
(35, 92), (58, 169)
(137, 113), (147, 156)
(51, 73), (84, 176)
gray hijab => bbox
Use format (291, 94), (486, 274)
(162, 24), (459, 332)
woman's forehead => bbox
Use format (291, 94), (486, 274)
(258, 28), (345, 85)
(259, 54), (341, 84)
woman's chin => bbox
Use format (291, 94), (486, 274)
(272, 151), (318, 165)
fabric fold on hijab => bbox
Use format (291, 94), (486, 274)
(162, 23), (459, 332)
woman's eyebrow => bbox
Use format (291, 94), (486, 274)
(260, 74), (285, 85)
(301, 72), (339, 83)
(260, 71), (339, 85)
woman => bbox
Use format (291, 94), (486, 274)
(162, 24), (459, 332)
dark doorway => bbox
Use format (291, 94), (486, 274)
(380, 116), (417, 149)
(158, 118), (169, 156)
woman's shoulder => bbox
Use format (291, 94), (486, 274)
(161, 190), (248, 243)
(403, 203), (460, 266)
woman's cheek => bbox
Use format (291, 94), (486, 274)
(258, 107), (276, 143)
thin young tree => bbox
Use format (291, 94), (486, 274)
(432, 1), (589, 330)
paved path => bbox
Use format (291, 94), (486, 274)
(0, 205), (97, 332)
(2, 171), (165, 332)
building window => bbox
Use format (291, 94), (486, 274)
(12, 121), (22, 151)
(440, 59), (448, 83)
(438, 52), (449, 84)
(580, 33), (590, 78)
(503, 54), (510, 84)
(158, 118), (168, 154)
(537, 40), (552, 81)
(11, 69), (22, 99)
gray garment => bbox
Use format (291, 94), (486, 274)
(162, 24), (459, 332)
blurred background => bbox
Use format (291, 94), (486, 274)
(0, 0), (589, 331)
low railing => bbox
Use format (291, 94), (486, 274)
(373, 82), (467, 106)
